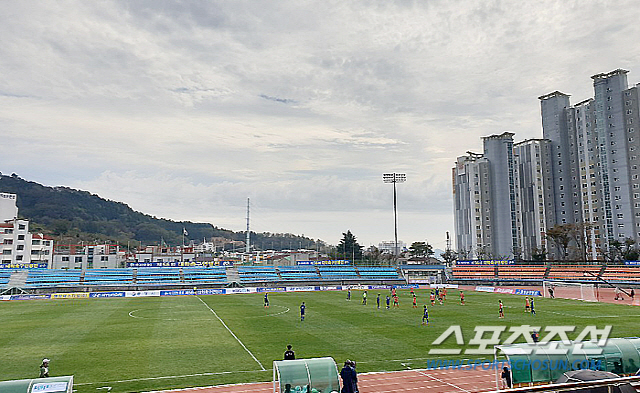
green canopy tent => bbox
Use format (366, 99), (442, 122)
(494, 338), (640, 389)
(0, 376), (73, 393)
(273, 357), (340, 393)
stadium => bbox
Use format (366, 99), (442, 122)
(2, 261), (640, 393)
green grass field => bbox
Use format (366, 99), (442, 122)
(1, 289), (638, 393)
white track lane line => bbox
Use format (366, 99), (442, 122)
(415, 370), (472, 393)
(195, 296), (266, 371)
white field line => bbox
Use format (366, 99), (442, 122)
(415, 369), (472, 393)
(195, 296), (266, 371)
(74, 369), (269, 386)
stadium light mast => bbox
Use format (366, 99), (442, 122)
(383, 173), (406, 259)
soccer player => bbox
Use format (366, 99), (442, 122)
(386, 295), (390, 309)
(377, 293), (381, 309)
(347, 288), (351, 301)
(435, 288), (439, 299)
(530, 298), (536, 315)
(362, 290), (367, 305)
(525, 297), (530, 313)
(300, 302), (306, 321)
(422, 305), (429, 326)
(264, 292), (270, 308)
(410, 287), (415, 297)
(460, 291), (465, 305)
(442, 288), (447, 301)
(499, 300), (504, 318)
(412, 294), (417, 308)
(393, 295), (399, 308)
(391, 287), (396, 297)
(430, 291), (436, 306)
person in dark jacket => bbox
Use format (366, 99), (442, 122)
(39, 358), (50, 378)
(284, 344), (295, 360)
(340, 360), (357, 393)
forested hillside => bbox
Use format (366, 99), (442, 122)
(0, 173), (320, 249)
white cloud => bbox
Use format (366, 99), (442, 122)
(1, 0), (640, 246)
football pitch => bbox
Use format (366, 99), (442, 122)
(1, 289), (639, 393)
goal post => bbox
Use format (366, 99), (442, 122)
(543, 281), (598, 302)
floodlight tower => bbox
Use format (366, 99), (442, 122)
(383, 173), (406, 258)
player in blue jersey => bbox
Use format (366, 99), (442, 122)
(264, 293), (269, 308)
(300, 302), (306, 321)
(422, 305), (429, 325)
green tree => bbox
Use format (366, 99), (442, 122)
(408, 241), (434, 257)
(336, 230), (363, 261)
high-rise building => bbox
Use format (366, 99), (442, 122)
(453, 133), (519, 259)
(453, 69), (640, 261)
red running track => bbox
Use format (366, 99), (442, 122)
(148, 367), (499, 393)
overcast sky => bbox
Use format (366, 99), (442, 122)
(1, 1), (640, 249)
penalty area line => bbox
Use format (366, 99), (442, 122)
(195, 296), (266, 371)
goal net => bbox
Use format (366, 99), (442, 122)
(543, 281), (598, 302)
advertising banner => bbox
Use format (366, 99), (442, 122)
(256, 287), (287, 292)
(0, 263), (48, 269)
(196, 288), (225, 295)
(51, 292), (89, 299)
(286, 286), (316, 292)
(10, 294), (51, 300)
(457, 260), (514, 265)
(125, 290), (161, 297)
(475, 286), (496, 293)
(161, 289), (196, 296)
(624, 261), (640, 266)
(297, 260), (350, 266)
(430, 284), (459, 289)
(226, 287), (257, 294)
(89, 291), (125, 298)
(495, 288), (515, 294)
(514, 288), (542, 297)
(127, 261), (233, 268)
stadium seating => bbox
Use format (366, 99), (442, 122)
(357, 267), (402, 280)
(546, 265), (602, 281)
(24, 269), (83, 288)
(601, 266), (640, 283)
(451, 266), (496, 281)
(0, 270), (10, 288)
(135, 268), (182, 286)
(183, 267), (228, 284)
(496, 266), (547, 281)
(83, 269), (135, 286)
(277, 266), (320, 281)
(317, 266), (359, 280)
(237, 266), (279, 283)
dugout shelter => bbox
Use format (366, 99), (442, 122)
(273, 357), (340, 393)
(494, 338), (640, 389)
(0, 376), (73, 393)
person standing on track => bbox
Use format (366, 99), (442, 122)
(340, 360), (358, 393)
(284, 345), (295, 360)
(39, 358), (50, 378)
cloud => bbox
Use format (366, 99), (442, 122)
(1, 0), (639, 246)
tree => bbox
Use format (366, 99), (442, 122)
(441, 249), (457, 265)
(336, 230), (363, 261)
(530, 246), (547, 262)
(546, 225), (572, 260)
(408, 242), (434, 258)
